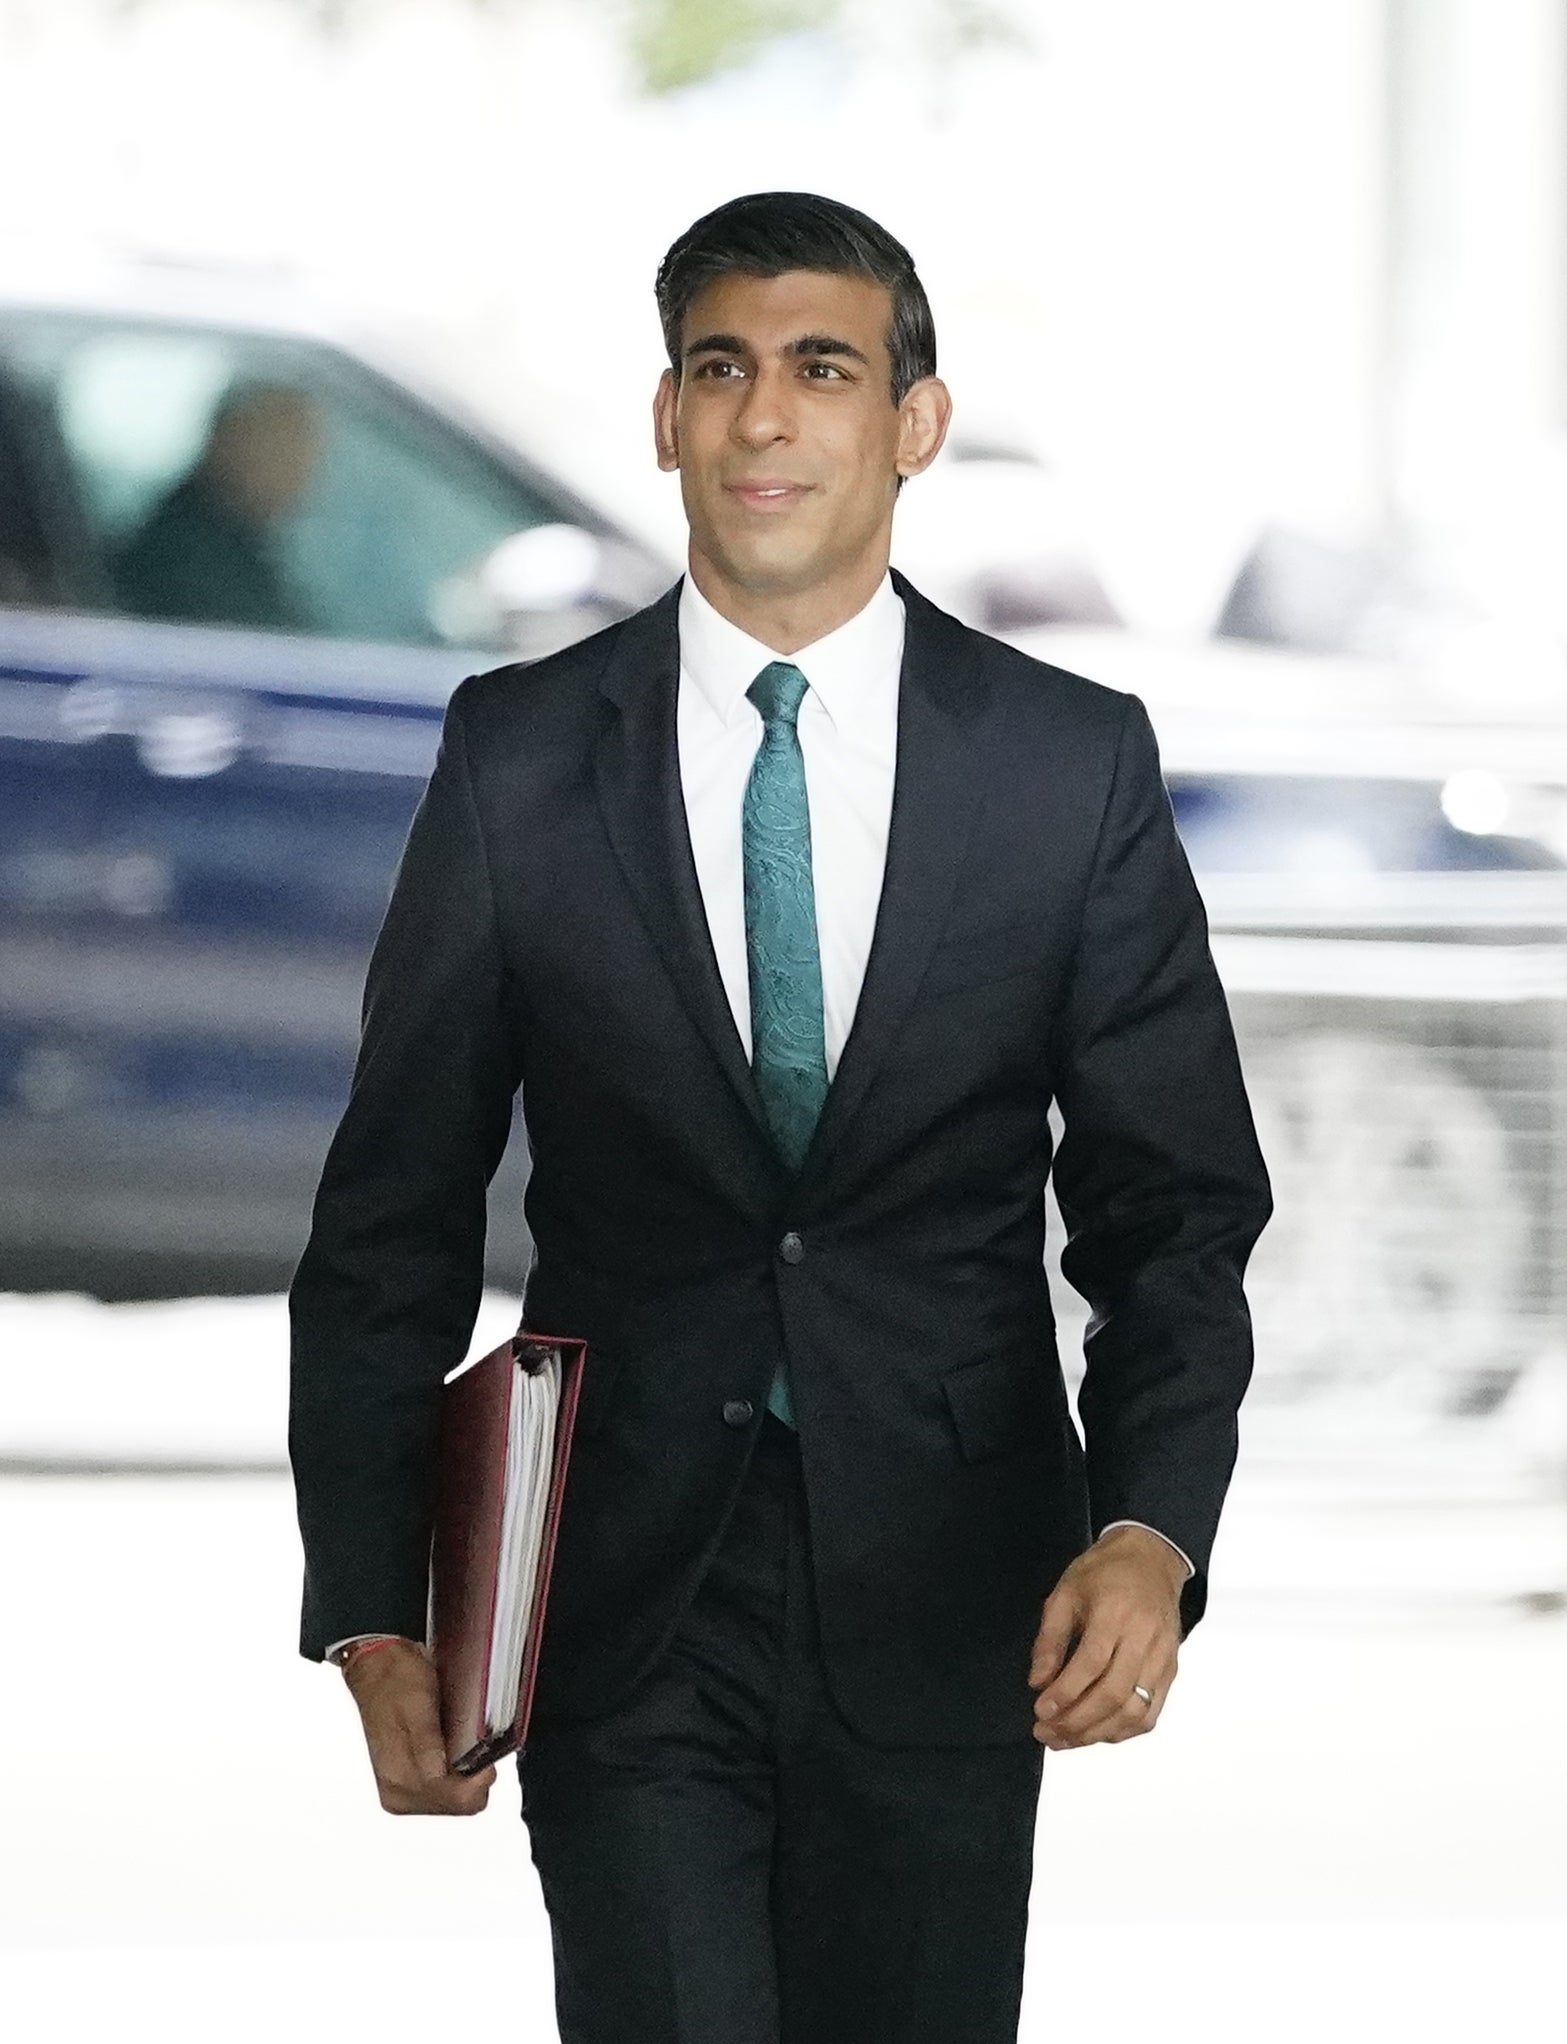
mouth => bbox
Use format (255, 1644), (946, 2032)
(724, 481), (813, 512)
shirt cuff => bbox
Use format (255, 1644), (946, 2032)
(324, 1633), (410, 1666)
(1095, 1519), (1196, 1581)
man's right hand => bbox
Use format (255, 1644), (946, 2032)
(341, 1638), (497, 1815)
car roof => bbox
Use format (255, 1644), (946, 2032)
(0, 244), (482, 350)
(0, 249), (415, 357)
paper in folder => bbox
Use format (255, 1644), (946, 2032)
(430, 1329), (587, 1776)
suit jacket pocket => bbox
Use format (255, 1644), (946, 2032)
(940, 1349), (1060, 1463)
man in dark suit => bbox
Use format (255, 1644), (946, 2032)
(289, 191), (1271, 2043)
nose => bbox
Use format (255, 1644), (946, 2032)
(729, 361), (795, 449)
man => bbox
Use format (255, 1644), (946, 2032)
(289, 191), (1271, 2043)
(113, 381), (320, 632)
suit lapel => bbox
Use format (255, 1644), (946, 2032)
(791, 569), (991, 1206)
(592, 580), (776, 1149)
(592, 567), (991, 1206)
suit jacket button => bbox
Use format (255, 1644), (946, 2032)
(778, 1231), (805, 1264)
(723, 1398), (754, 1428)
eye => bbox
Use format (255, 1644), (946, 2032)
(803, 361), (847, 379)
(693, 359), (742, 378)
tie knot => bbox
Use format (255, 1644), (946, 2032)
(747, 661), (809, 728)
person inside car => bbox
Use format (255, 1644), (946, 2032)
(113, 380), (322, 632)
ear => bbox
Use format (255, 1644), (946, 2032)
(653, 368), (680, 473)
(894, 375), (953, 482)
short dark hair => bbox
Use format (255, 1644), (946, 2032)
(655, 190), (937, 407)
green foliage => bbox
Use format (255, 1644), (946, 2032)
(626, 0), (837, 96)
(97, 0), (840, 81)
(91, 1), (1021, 95)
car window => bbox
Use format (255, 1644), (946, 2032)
(0, 311), (562, 649)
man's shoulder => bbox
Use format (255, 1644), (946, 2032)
(902, 573), (1136, 741)
(446, 602), (647, 735)
(979, 626), (1133, 728)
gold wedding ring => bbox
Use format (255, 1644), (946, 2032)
(1132, 1683), (1153, 1706)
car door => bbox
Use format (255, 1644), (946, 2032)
(0, 305), (664, 1296)
(0, 349), (122, 1288)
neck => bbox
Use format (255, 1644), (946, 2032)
(686, 545), (890, 654)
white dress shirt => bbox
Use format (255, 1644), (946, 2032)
(323, 568), (1188, 1665)
(676, 566), (903, 1078)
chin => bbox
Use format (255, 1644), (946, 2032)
(704, 537), (821, 596)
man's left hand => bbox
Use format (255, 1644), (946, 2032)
(1027, 1527), (1185, 1750)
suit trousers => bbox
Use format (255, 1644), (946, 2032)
(517, 1408), (1046, 2044)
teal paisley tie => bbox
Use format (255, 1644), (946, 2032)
(743, 660), (829, 1428)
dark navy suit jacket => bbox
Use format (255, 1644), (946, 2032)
(288, 568), (1272, 1747)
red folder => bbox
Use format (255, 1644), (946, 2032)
(430, 1328), (587, 1775)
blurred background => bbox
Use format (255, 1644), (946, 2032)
(1, 0), (1564, 2037)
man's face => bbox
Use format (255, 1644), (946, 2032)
(205, 389), (322, 524)
(653, 268), (944, 600)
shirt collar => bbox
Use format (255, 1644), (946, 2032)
(677, 567), (905, 733)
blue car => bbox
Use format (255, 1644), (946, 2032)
(0, 270), (671, 1296)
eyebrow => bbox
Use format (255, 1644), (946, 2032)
(683, 331), (872, 369)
